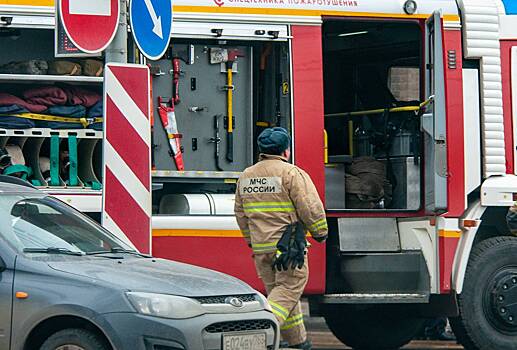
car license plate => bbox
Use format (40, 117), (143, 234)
(222, 332), (266, 350)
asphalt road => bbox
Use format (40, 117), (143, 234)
(306, 317), (463, 350)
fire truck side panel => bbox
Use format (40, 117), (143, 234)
(153, 235), (263, 289)
(443, 28), (466, 217)
(291, 24), (326, 200)
(451, 201), (485, 293)
(291, 24), (327, 294)
(501, 40), (517, 174)
(398, 219), (439, 293)
(436, 217), (461, 293)
(463, 69), (482, 195)
(513, 46), (517, 173)
(435, 27), (465, 293)
(151, 215), (326, 294)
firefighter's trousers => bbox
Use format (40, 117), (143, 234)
(254, 252), (309, 345)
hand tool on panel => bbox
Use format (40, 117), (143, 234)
(224, 49), (245, 162)
(157, 97), (184, 171)
(169, 45), (194, 105)
(209, 47), (245, 163)
(257, 43), (273, 131)
(208, 114), (223, 171)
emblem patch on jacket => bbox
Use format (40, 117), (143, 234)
(240, 177), (282, 194)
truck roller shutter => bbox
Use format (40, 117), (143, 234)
(458, 0), (506, 177)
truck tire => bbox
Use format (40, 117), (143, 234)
(323, 305), (424, 349)
(40, 328), (109, 350)
(450, 236), (517, 350)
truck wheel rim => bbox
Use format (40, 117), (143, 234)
(483, 267), (517, 334)
(55, 346), (85, 350)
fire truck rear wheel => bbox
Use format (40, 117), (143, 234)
(450, 236), (517, 350)
(323, 305), (424, 349)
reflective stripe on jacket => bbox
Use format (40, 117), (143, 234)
(234, 154), (328, 254)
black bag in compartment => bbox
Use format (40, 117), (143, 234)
(0, 60), (48, 75)
(345, 157), (392, 209)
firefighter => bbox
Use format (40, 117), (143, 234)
(234, 127), (328, 349)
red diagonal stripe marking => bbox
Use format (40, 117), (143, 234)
(106, 95), (150, 191)
(105, 167), (150, 253)
(108, 65), (149, 118)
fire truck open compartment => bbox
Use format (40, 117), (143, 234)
(322, 19), (423, 212)
(149, 34), (292, 215)
(0, 27), (104, 189)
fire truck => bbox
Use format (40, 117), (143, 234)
(1, 0), (517, 349)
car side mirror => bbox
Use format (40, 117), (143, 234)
(0, 256), (6, 273)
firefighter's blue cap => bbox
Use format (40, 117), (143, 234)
(257, 127), (291, 155)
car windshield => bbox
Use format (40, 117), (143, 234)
(0, 194), (133, 255)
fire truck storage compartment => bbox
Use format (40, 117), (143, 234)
(149, 29), (291, 210)
(0, 27), (104, 189)
(322, 19), (423, 211)
(150, 38), (291, 174)
(0, 129), (103, 187)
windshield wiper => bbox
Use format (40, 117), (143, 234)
(86, 247), (151, 258)
(23, 247), (84, 256)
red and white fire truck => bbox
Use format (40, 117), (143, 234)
(1, 0), (517, 349)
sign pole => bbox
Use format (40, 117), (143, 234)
(105, 0), (128, 63)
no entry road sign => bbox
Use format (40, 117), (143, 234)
(103, 63), (152, 254)
(130, 0), (173, 60)
(59, 0), (119, 54)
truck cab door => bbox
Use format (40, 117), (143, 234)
(0, 253), (13, 349)
(423, 11), (448, 212)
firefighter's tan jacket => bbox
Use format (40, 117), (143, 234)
(234, 154), (328, 254)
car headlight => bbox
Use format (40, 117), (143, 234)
(256, 292), (273, 313)
(126, 292), (205, 319)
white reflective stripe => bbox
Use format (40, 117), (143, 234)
(69, 0), (111, 16)
(280, 314), (304, 330)
(252, 241), (278, 252)
(105, 141), (150, 214)
(103, 212), (138, 250)
(105, 68), (150, 147)
(310, 218), (327, 231)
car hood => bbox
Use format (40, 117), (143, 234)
(47, 257), (255, 297)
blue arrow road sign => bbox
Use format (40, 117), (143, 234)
(130, 0), (172, 60)
(502, 0), (517, 14)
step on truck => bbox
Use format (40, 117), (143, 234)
(1, 0), (517, 349)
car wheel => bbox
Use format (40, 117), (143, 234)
(323, 304), (424, 349)
(450, 236), (517, 350)
(40, 328), (109, 350)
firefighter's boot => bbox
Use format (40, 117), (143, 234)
(279, 340), (289, 348)
(287, 340), (312, 349)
